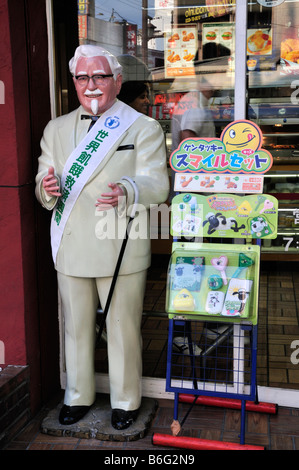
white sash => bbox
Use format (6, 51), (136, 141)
(50, 100), (141, 263)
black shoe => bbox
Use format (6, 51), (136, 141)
(111, 408), (139, 430)
(59, 404), (91, 425)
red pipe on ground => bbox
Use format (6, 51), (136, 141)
(152, 433), (265, 451)
(179, 393), (278, 414)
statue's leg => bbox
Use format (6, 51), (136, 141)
(96, 270), (147, 411)
(58, 272), (98, 406)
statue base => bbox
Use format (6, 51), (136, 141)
(41, 394), (158, 441)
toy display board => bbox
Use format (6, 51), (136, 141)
(171, 193), (278, 239)
(166, 242), (260, 325)
(173, 173), (264, 194)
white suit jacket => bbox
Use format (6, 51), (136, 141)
(35, 103), (169, 277)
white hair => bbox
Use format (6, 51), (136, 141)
(69, 45), (122, 80)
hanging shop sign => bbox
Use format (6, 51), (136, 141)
(156, 0), (174, 11)
(183, 0), (234, 24)
(257, 0), (285, 7)
(205, 0), (234, 17)
(78, 0), (89, 15)
(78, 15), (88, 40)
(169, 120), (273, 175)
(125, 24), (137, 56)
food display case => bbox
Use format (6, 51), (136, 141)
(262, 170), (299, 260)
(249, 86), (299, 260)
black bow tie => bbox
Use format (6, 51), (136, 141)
(81, 115), (100, 120)
(81, 115), (100, 132)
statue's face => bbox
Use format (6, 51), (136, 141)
(73, 55), (122, 115)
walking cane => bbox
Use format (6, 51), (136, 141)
(96, 176), (139, 344)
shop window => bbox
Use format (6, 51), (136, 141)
(50, 1), (299, 395)
(54, 1), (238, 147)
(54, 0), (237, 383)
(246, 1), (299, 393)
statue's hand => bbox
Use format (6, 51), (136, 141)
(95, 182), (125, 211)
(42, 166), (61, 197)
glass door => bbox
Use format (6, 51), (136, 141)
(246, 0), (299, 400)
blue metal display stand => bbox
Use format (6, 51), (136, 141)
(164, 240), (261, 444)
(166, 318), (258, 444)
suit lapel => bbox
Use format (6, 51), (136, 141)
(56, 105), (132, 181)
(57, 106), (93, 162)
(75, 107), (90, 145)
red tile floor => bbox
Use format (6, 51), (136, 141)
(3, 391), (299, 450)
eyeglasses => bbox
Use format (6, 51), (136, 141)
(75, 74), (114, 86)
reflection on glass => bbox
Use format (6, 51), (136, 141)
(77, 0), (236, 147)
(73, 2), (299, 390)
(246, 1), (299, 392)
(75, 1), (238, 379)
(247, 1), (299, 163)
(150, 1), (236, 146)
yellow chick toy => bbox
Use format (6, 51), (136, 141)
(173, 289), (195, 312)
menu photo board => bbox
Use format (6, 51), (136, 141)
(202, 22), (234, 60)
(247, 28), (272, 56)
(165, 26), (198, 77)
(280, 37), (299, 75)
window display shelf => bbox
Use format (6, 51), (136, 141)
(262, 169), (299, 260)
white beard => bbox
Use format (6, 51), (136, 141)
(91, 99), (99, 115)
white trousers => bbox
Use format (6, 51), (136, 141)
(57, 269), (147, 411)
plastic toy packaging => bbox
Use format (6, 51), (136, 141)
(170, 255), (204, 312)
(166, 242), (260, 324)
